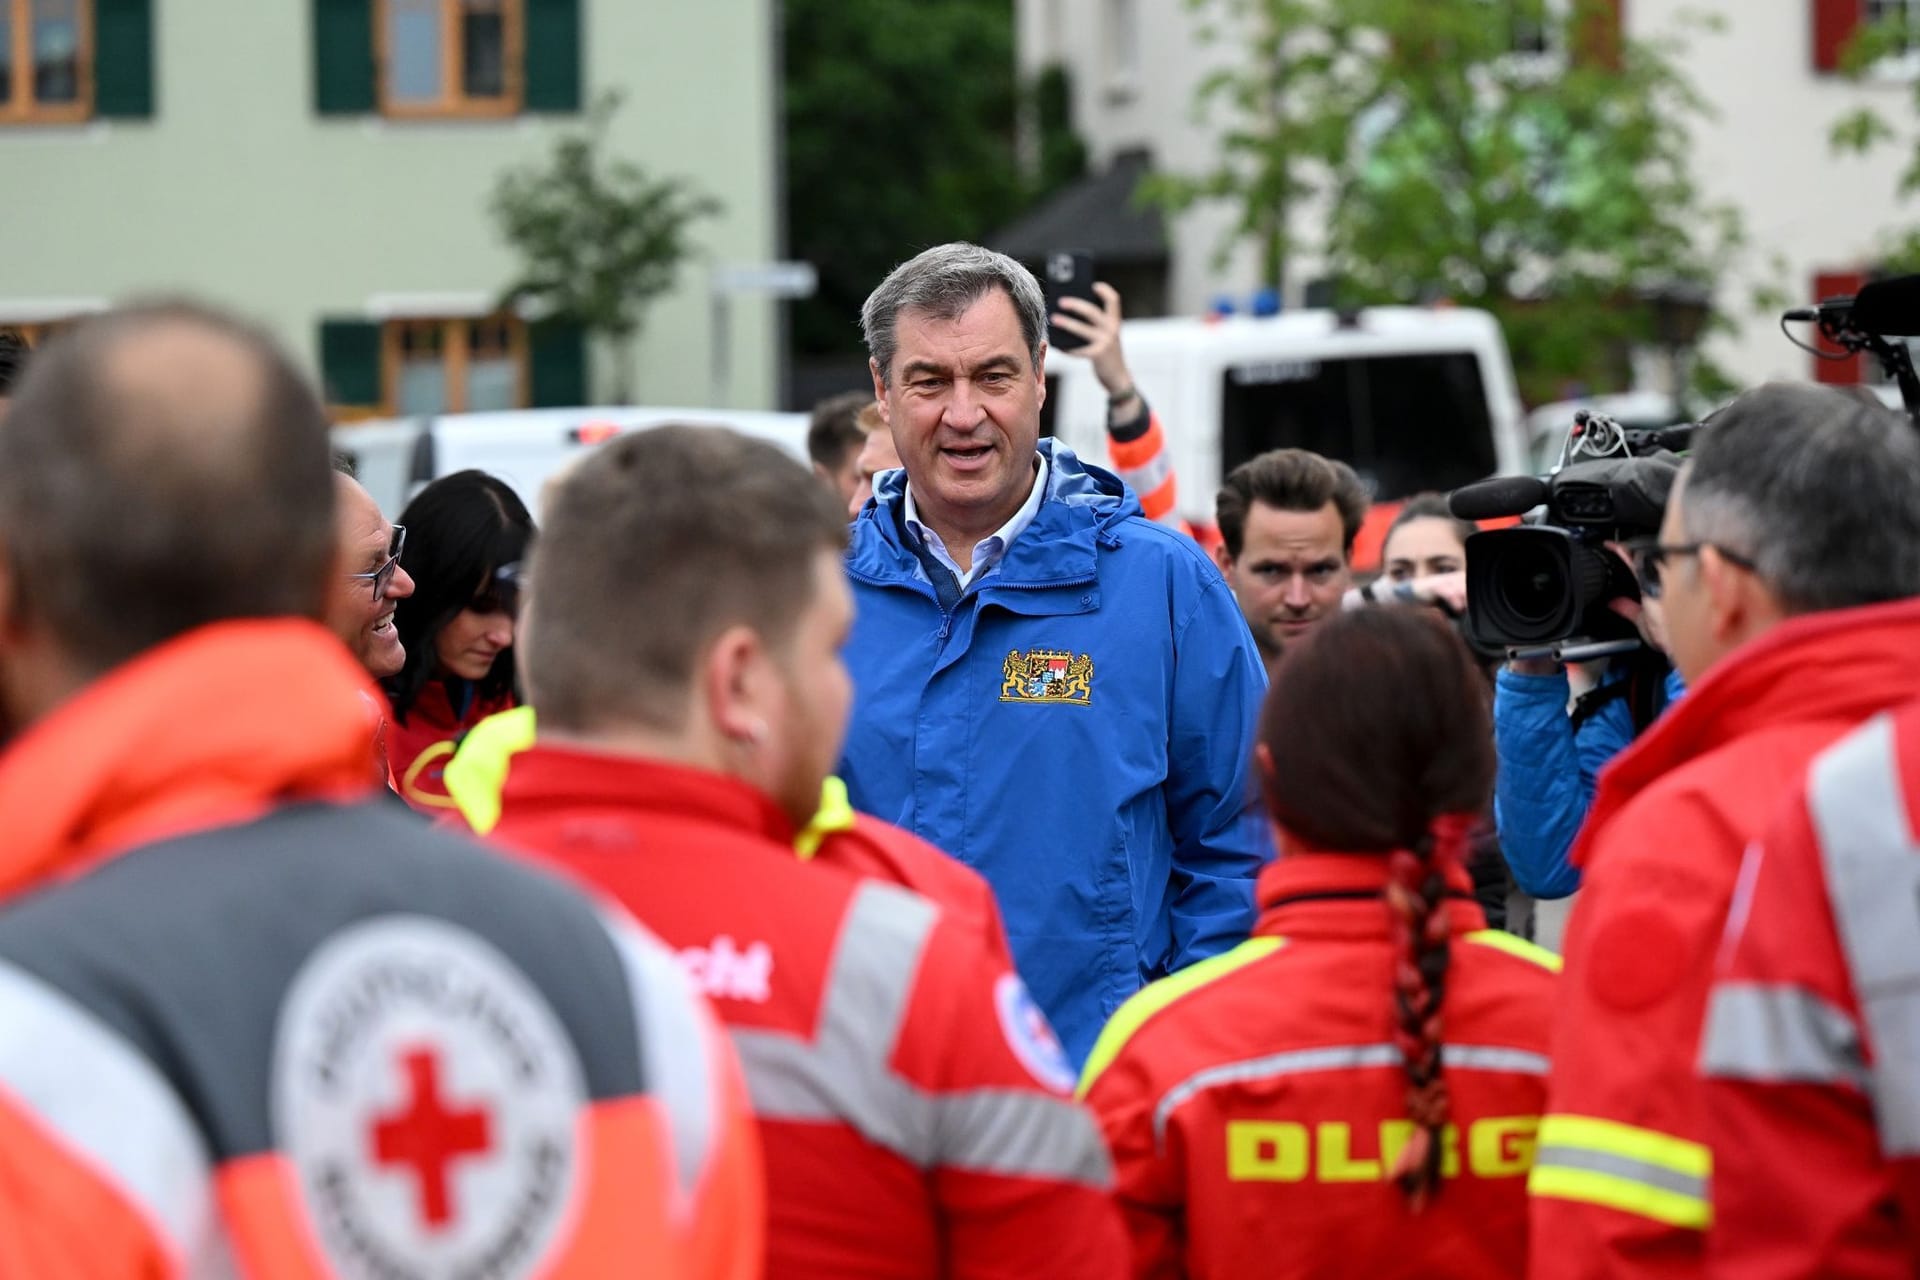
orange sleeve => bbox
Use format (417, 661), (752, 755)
(1082, 1044), (1190, 1280)
(0, 1091), (178, 1280)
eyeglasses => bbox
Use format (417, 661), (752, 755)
(345, 525), (407, 598)
(1628, 536), (1756, 600)
(468, 561), (523, 618)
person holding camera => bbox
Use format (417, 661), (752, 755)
(1493, 588), (1685, 903)
(1528, 382), (1920, 1280)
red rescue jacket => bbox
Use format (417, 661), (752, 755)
(1529, 598), (1920, 1280)
(389, 679), (517, 812)
(489, 744), (1128, 1280)
(1700, 698), (1920, 1278)
(1080, 847), (1558, 1279)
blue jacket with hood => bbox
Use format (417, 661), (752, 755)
(840, 439), (1271, 1066)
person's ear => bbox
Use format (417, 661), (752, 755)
(868, 359), (891, 427)
(1213, 542), (1236, 579)
(704, 624), (772, 749)
(1254, 742), (1277, 787)
(1698, 547), (1764, 647)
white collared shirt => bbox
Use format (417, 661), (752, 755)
(903, 453), (1049, 590)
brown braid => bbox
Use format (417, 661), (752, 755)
(1384, 812), (1475, 1210)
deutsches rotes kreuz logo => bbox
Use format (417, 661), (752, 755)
(272, 916), (586, 1280)
(994, 972), (1080, 1094)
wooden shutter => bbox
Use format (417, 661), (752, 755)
(529, 320), (588, 406)
(1572, 0), (1625, 72)
(93, 0), (154, 118)
(1814, 0), (1865, 72)
(524, 0), (582, 112)
(314, 0), (376, 115)
(1812, 270), (1868, 383)
(320, 319), (384, 407)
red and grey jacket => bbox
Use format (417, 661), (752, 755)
(1700, 701), (1920, 1278)
(1528, 599), (1920, 1280)
(0, 621), (761, 1280)
(1080, 849), (1558, 1279)
(490, 744), (1129, 1280)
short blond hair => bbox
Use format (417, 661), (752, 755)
(856, 403), (886, 435)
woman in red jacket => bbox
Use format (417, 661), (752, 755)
(385, 469), (531, 810)
(1079, 606), (1559, 1279)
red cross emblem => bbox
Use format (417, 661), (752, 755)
(371, 1047), (493, 1230)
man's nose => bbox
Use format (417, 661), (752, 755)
(387, 565), (416, 601)
(1283, 575), (1312, 609)
(942, 379), (986, 429)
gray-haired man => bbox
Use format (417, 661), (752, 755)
(837, 242), (1271, 1067)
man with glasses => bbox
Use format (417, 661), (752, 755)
(1528, 381), (1920, 1280)
(324, 467), (415, 679)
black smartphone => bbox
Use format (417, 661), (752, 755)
(1043, 250), (1098, 354)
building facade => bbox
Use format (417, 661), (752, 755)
(1018, 0), (1920, 395)
(0, 0), (781, 414)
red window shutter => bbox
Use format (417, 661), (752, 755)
(1574, 0), (1625, 72)
(1813, 0), (1864, 73)
(1813, 270), (1868, 382)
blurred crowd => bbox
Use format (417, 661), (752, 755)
(0, 243), (1918, 1279)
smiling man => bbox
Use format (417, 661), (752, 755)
(839, 242), (1270, 1066)
(324, 469), (415, 679)
(1213, 448), (1370, 662)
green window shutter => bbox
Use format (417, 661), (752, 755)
(93, 0), (154, 119)
(529, 320), (588, 407)
(314, 0), (376, 115)
(320, 319), (383, 407)
(523, 0), (581, 112)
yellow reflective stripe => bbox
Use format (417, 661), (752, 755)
(1465, 929), (1564, 973)
(399, 739), (462, 810)
(1078, 936), (1286, 1098)
(795, 776), (857, 860)
(442, 705), (537, 834)
(1529, 1114), (1712, 1230)
(1536, 1115), (1710, 1176)
(1529, 1165), (1711, 1230)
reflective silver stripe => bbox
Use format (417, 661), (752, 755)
(0, 958), (214, 1261)
(1699, 981), (1869, 1091)
(1807, 714), (1920, 1154)
(597, 908), (719, 1206)
(733, 881), (1111, 1186)
(1531, 1144), (1710, 1202)
(1116, 450), (1174, 497)
(1150, 1040), (1547, 1148)
(934, 1088), (1113, 1184)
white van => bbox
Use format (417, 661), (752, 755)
(1043, 306), (1528, 560)
(332, 406), (812, 520)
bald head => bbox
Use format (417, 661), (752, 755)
(0, 302), (336, 677)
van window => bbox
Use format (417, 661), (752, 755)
(1219, 352), (1495, 499)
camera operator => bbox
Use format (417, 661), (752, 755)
(1529, 381), (1920, 1278)
(1493, 577), (1684, 902)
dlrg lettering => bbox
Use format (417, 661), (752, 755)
(1225, 1116), (1539, 1183)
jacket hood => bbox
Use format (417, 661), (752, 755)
(1574, 596), (1920, 867)
(852, 439), (1144, 585)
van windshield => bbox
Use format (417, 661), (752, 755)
(1219, 352), (1495, 499)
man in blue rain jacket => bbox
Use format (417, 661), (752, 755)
(840, 243), (1270, 1067)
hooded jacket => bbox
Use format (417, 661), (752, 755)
(1527, 598), (1920, 1280)
(0, 621), (761, 1280)
(840, 440), (1271, 1066)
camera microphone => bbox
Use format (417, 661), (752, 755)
(1449, 474), (1551, 522)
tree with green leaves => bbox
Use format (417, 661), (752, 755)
(492, 91), (721, 404)
(1830, 17), (1920, 270)
(784, 0), (1082, 360)
(1153, 0), (1744, 403)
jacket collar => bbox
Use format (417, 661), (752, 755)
(1253, 845), (1486, 942)
(848, 438), (1140, 591)
(1576, 596), (1920, 866)
(0, 620), (382, 898)
(500, 744), (797, 849)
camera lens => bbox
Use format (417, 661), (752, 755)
(1496, 540), (1564, 627)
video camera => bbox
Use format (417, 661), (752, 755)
(1449, 416), (1689, 659)
(1451, 273), (1920, 662)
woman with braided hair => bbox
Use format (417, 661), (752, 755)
(1079, 606), (1558, 1278)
